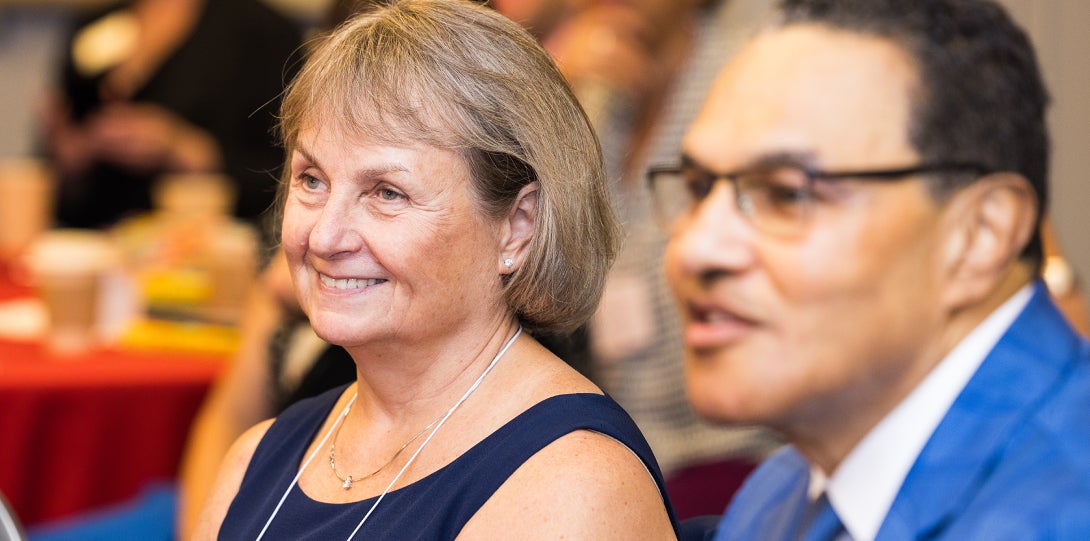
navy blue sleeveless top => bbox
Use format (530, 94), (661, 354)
(218, 387), (679, 539)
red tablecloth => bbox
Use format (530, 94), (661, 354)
(0, 268), (227, 527)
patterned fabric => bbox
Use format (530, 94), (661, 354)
(716, 282), (1090, 540)
(589, 0), (781, 476)
(219, 390), (679, 539)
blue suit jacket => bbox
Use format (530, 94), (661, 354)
(714, 282), (1090, 540)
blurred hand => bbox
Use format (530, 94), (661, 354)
(85, 103), (221, 173)
(40, 92), (94, 176)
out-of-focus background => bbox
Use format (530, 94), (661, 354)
(2, 0), (1086, 302)
(0, 0), (1085, 536)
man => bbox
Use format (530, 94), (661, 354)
(652, 0), (1090, 539)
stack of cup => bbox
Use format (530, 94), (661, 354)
(151, 172), (256, 324)
(23, 229), (120, 355)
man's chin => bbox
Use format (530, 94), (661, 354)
(686, 381), (765, 426)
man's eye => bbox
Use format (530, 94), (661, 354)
(765, 184), (812, 205)
(682, 169), (716, 200)
(757, 167), (812, 205)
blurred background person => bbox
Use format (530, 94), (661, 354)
(489, 0), (588, 42)
(175, 248), (356, 540)
(540, 0), (784, 519)
(40, 0), (302, 238)
(196, 0), (677, 538)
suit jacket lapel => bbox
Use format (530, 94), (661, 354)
(877, 282), (1081, 540)
(717, 446), (812, 541)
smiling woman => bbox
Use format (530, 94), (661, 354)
(190, 1), (679, 540)
(283, 138), (504, 349)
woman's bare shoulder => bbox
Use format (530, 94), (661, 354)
(190, 418), (276, 540)
(457, 428), (677, 540)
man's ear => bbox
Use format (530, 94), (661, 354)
(939, 172), (1038, 310)
(498, 181), (539, 275)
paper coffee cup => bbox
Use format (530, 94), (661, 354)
(24, 229), (119, 355)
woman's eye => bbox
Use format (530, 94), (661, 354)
(299, 173), (323, 190)
(377, 186), (404, 201)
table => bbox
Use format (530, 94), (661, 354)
(0, 268), (228, 527)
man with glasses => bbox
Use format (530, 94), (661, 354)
(656, 0), (1090, 539)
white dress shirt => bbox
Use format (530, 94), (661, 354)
(809, 285), (1034, 541)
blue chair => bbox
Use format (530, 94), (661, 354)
(26, 483), (175, 541)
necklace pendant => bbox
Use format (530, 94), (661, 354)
(342, 475), (353, 490)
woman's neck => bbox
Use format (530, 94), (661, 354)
(342, 316), (522, 423)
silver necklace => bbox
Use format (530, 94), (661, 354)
(328, 404), (442, 490)
(255, 325), (522, 541)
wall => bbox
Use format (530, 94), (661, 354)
(997, 0), (1090, 304)
(0, 6), (66, 158)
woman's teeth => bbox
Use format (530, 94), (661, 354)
(320, 274), (384, 290)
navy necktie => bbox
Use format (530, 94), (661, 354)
(796, 492), (845, 541)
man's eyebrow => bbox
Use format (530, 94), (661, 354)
(680, 150), (818, 172)
(749, 151), (818, 170)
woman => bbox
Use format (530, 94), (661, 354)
(193, 1), (679, 539)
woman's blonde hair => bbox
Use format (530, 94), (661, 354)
(277, 0), (618, 335)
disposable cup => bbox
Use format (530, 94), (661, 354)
(204, 222), (259, 324)
(23, 229), (119, 355)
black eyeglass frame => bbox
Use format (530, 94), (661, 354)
(645, 158), (993, 233)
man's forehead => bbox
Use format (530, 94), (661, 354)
(683, 23), (919, 169)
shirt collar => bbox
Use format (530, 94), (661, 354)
(811, 284), (1034, 541)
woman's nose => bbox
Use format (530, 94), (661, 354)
(307, 198), (365, 259)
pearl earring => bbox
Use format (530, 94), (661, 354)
(504, 258), (514, 268)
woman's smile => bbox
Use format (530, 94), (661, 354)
(318, 273), (387, 291)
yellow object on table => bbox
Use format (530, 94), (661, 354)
(120, 318), (240, 356)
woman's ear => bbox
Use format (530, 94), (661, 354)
(939, 172), (1037, 310)
(498, 181), (539, 274)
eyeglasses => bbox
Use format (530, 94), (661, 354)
(646, 158), (991, 237)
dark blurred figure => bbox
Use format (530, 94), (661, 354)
(542, 0), (783, 520)
(41, 0), (301, 231)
